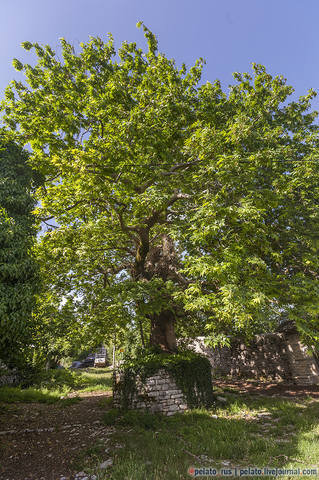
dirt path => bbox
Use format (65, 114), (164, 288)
(0, 392), (113, 480)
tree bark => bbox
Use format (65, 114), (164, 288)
(150, 310), (177, 352)
(132, 231), (180, 352)
(138, 316), (145, 348)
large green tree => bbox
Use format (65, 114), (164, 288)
(0, 132), (39, 366)
(2, 24), (319, 351)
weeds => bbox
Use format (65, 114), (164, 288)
(0, 367), (112, 404)
(98, 394), (319, 480)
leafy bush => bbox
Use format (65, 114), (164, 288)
(29, 368), (85, 391)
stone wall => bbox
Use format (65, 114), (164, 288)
(0, 360), (19, 386)
(192, 331), (319, 386)
(113, 369), (188, 416)
(285, 333), (319, 385)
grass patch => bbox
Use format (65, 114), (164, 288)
(58, 396), (82, 407)
(75, 368), (113, 393)
(0, 386), (63, 404)
(31, 367), (112, 392)
(103, 408), (164, 430)
(98, 394), (319, 480)
(98, 396), (114, 409)
(0, 367), (112, 404)
(72, 440), (107, 473)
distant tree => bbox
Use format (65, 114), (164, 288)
(2, 24), (319, 352)
(0, 132), (39, 367)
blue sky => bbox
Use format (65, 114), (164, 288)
(1, 0), (319, 111)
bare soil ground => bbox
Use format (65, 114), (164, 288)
(0, 391), (113, 480)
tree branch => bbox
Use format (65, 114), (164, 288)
(161, 159), (201, 175)
(39, 200), (84, 221)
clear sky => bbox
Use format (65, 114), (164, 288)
(1, 0), (319, 112)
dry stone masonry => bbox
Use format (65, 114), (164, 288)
(113, 368), (188, 415)
(192, 325), (319, 386)
(0, 360), (19, 386)
(285, 332), (319, 385)
(191, 334), (292, 382)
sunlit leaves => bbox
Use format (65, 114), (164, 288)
(178, 66), (319, 344)
(2, 25), (319, 348)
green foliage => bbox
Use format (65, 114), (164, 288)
(26, 366), (112, 392)
(119, 409), (163, 429)
(0, 385), (67, 404)
(2, 26), (319, 348)
(103, 408), (122, 426)
(178, 65), (319, 343)
(0, 367), (112, 403)
(28, 367), (86, 390)
(31, 290), (91, 369)
(0, 25), (205, 347)
(115, 349), (214, 410)
(118, 327), (146, 359)
(0, 132), (39, 367)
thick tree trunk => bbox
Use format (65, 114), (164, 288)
(150, 310), (177, 352)
(133, 232), (180, 352)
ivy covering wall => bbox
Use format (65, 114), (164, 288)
(113, 349), (214, 411)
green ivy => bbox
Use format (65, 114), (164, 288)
(114, 349), (214, 410)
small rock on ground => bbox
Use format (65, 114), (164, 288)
(216, 396), (227, 403)
(99, 458), (113, 469)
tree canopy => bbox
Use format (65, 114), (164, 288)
(0, 132), (39, 366)
(2, 23), (319, 351)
